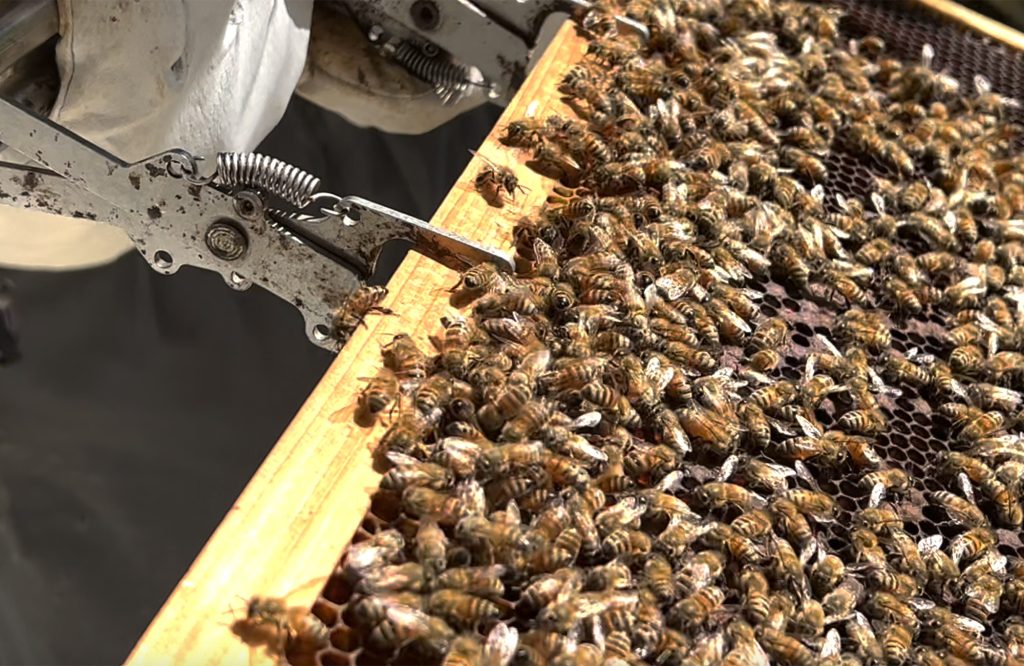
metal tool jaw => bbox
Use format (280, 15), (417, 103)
(0, 96), (513, 351)
(341, 0), (648, 105)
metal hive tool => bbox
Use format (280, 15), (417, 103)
(242, 2), (1024, 665)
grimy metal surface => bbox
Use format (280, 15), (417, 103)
(296, 2), (1024, 666)
(0, 96), (512, 351)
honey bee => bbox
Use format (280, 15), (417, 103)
(366, 604), (455, 658)
(427, 589), (504, 631)
(473, 152), (525, 207)
(770, 242), (811, 290)
(860, 467), (911, 505)
(779, 488), (837, 521)
(756, 626), (817, 666)
(236, 592), (331, 659)
(928, 490), (990, 527)
(355, 369), (400, 420)
(845, 611), (884, 664)
(837, 308), (891, 352)
(811, 549), (847, 596)
(382, 333), (431, 387)
(855, 505), (903, 533)
(881, 622), (915, 665)
(739, 569), (772, 624)
(697, 481), (767, 511)
(331, 285), (393, 342)
(670, 586), (726, 629)
(381, 452), (453, 492)
(781, 146), (828, 183)
(380, 410), (430, 455)
(948, 527), (997, 566)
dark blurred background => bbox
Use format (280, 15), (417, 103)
(0, 98), (499, 664)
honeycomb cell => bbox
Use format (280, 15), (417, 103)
(893, 396), (914, 412)
(321, 575), (355, 605)
(911, 424), (930, 439)
(911, 412), (930, 427)
(907, 449), (926, 466)
(760, 304), (779, 317)
(313, 600), (340, 627)
(330, 626), (361, 652)
(922, 504), (949, 524)
(794, 322), (814, 337)
(791, 333), (810, 348)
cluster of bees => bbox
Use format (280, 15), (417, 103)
(237, 0), (1024, 664)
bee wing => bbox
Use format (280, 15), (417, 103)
(984, 550), (1008, 574)
(921, 42), (935, 68)
(572, 411), (603, 430)
(457, 479), (487, 516)
(870, 192), (886, 216)
(483, 623), (518, 666)
(506, 499), (521, 524)
(957, 472), (977, 504)
(590, 614), (606, 652)
(814, 334), (843, 358)
(657, 469), (686, 492)
(385, 604), (431, 630)
(906, 597), (936, 612)
(717, 454), (739, 482)
(655, 273), (695, 302)
(796, 413), (823, 438)
(568, 437), (609, 463)
(769, 419), (796, 436)
(804, 354), (817, 380)
(955, 612), (988, 635)
(793, 460), (821, 489)
(743, 369), (774, 385)
(385, 451), (420, 467)
(943, 211), (958, 233)
(468, 148), (501, 171)
(869, 482), (886, 508)
(799, 538), (818, 566)
(819, 628), (841, 660)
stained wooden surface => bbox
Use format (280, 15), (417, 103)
(916, 0), (1024, 51)
(126, 21), (587, 666)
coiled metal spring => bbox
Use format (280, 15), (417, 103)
(392, 41), (470, 104)
(215, 152), (321, 208)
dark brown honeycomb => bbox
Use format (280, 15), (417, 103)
(300, 3), (1024, 665)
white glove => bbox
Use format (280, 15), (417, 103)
(296, 6), (489, 135)
(0, 0), (313, 270)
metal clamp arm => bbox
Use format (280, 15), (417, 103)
(0, 96), (512, 351)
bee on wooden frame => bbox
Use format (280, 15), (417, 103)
(471, 150), (528, 207)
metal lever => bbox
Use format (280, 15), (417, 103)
(278, 196), (513, 279)
(0, 95), (513, 351)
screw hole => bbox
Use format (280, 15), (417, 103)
(230, 271), (247, 285)
(313, 325), (331, 342)
(154, 250), (173, 269)
(410, 0), (440, 31)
